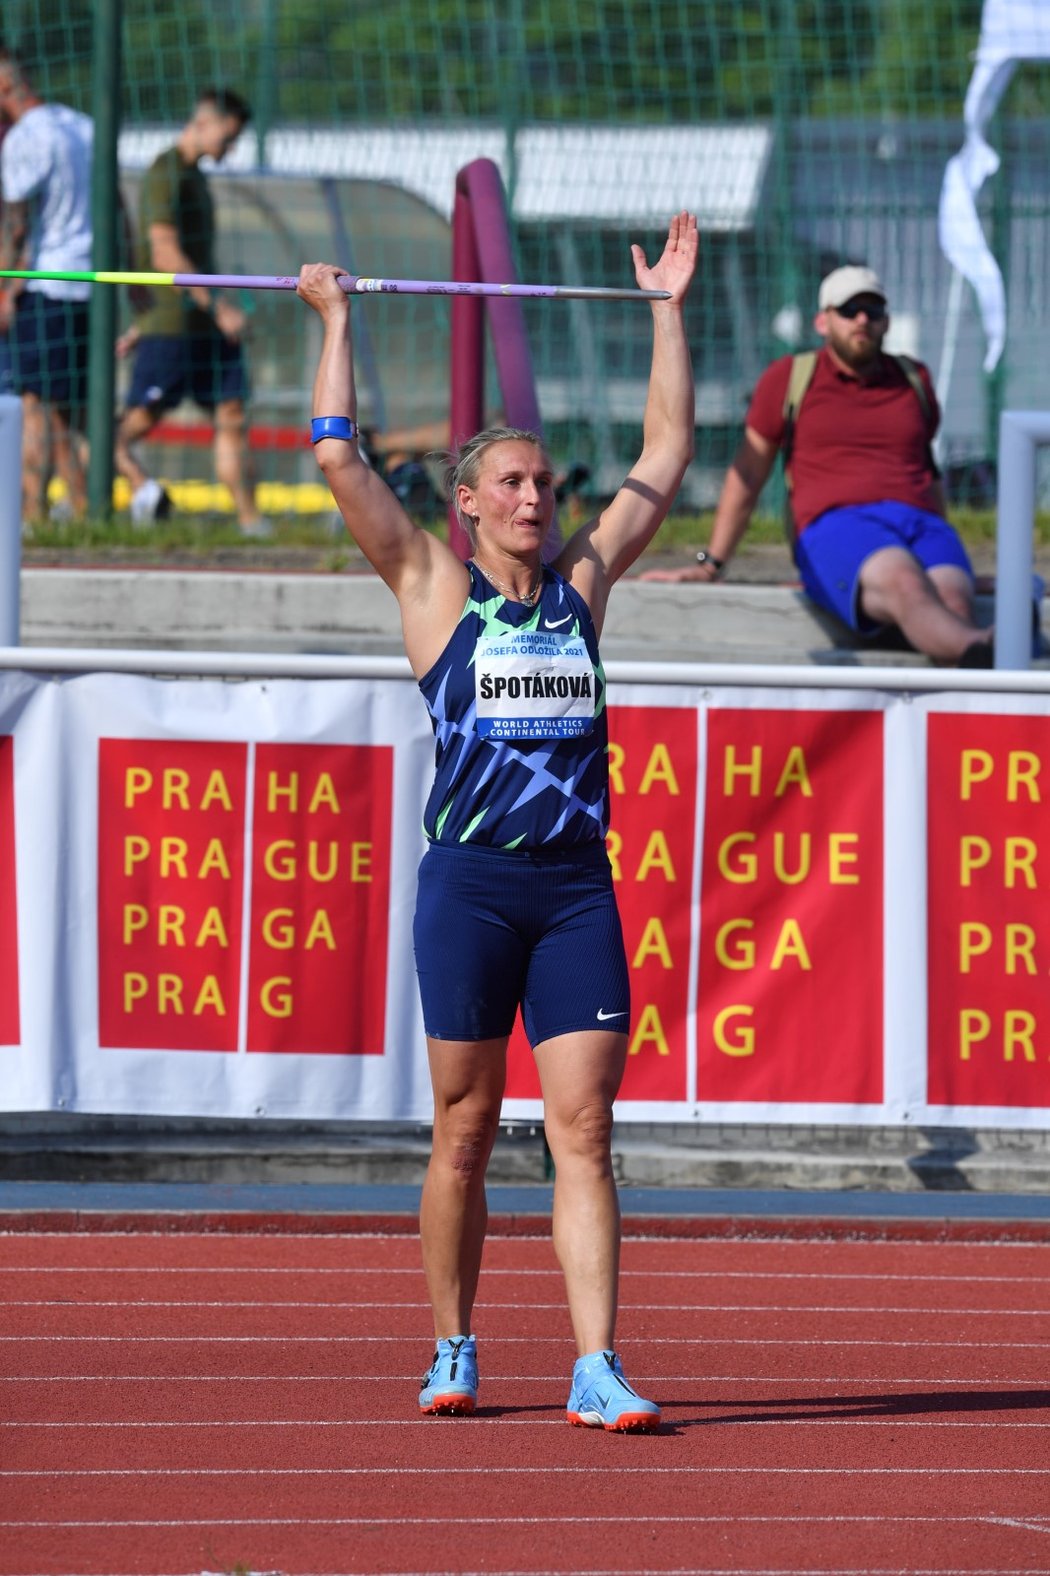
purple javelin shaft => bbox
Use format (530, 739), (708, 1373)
(171, 271), (669, 301)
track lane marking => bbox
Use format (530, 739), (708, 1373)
(2, 1464), (1049, 1477)
(6, 1265), (1050, 1285)
(4, 1298), (1048, 1315)
(0, 1512), (1043, 1526)
(4, 1333), (1049, 1348)
(5, 1417), (1050, 1429)
(4, 1373), (1048, 1384)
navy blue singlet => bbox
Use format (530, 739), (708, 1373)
(418, 562), (609, 849)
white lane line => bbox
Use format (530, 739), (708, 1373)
(5, 1419), (1050, 1432)
(4, 1334), (1049, 1349)
(5, 1417), (1050, 1429)
(4, 1299), (1047, 1315)
(4, 1374), (1040, 1386)
(6, 1266), (1050, 1285)
(1, 1464), (1048, 1477)
(4, 1373), (1048, 1386)
(0, 1513), (1037, 1528)
(223, 1564), (1050, 1576)
(6, 1227), (1050, 1247)
(1, 1563), (1048, 1576)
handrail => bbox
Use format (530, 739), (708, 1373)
(4, 645), (1050, 693)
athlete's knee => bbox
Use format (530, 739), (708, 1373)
(550, 1096), (615, 1161)
(449, 1134), (488, 1180)
(433, 1106), (500, 1179)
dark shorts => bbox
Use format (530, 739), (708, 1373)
(413, 840), (630, 1047)
(125, 332), (249, 414)
(795, 500), (974, 634)
(9, 292), (89, 408)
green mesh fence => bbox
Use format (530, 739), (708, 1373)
(3, 0), (1049, 521)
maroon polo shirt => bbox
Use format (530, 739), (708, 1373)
(746, 348), (942, 532)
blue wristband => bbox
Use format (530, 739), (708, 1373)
(311, 416), (359, 444)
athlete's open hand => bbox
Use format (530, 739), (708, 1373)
(631, 211), (699, 307)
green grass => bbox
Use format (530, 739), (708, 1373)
(23, 513), (341, 553)
(21, 507), (1050, 563)
(657, 509), (1050, 550)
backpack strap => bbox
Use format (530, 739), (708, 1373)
(781, 350), (818, 471)
(780, 351), (818, 552)
(893, 352), (941, 477)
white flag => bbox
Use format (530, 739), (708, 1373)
(937, 0), (1050, 371)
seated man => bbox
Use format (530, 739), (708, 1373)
(644, 265), (995, 667)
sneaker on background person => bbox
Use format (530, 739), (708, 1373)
(238, 513), (274, 539)
(418, 1334), (478, 1416)
(566, 1349), (661, 1433)
(129, 477), (172, 526)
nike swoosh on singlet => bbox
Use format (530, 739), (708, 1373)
(596, 1008), (626, 1021)
(544, 613), (573, 628)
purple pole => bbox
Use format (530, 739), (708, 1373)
(162, 271), (665, 300)
(449, 181), (484, 562)
(457, 159), (544, 442)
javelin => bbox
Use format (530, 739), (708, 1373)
(0, 268), (670, 301)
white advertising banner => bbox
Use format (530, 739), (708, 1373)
(2, 665), (1050, 1128)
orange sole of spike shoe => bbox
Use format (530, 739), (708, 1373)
(567, 1410), (660, 1432)
(421, 1394), (476, 1416)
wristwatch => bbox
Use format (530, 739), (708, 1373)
(695, 550), (725, 576)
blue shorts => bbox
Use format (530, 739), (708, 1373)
(9, 292), (89, 408)
(126, 332), (249, 414)
(413, 840), (630, 1046)
(795, 500), (973, 635)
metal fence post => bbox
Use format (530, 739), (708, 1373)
(0, 394), (22, 646)
(86, 0), (122, 521)
(995, 411), (1050, 670)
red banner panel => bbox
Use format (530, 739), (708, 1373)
(504, 705), (697, 1101)
(98, 740), (248, 1050)
(928, 713), (1050, 1107)
(0, 736), (19, 1045)
(246, 743), (392, 1053)
(697, 708), (884, 1104)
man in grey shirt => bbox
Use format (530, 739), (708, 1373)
(0, 49), (93, 523)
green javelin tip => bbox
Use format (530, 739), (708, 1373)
(0, 269), (176, 286)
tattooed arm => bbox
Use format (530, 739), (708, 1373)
(0, 196), (29, 332)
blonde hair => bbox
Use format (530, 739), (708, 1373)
(440, 426), (546, 549)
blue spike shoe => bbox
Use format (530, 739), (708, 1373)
(419, 1334), (478, 1416)
(566, 1349), (660, 1432)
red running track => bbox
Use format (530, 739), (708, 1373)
(1, 1222), (1050, 1575)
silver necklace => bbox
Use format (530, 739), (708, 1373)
(471, 557), (542, 607)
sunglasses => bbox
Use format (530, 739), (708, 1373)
(833, 299), (887, 321)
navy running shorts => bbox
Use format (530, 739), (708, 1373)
(126, 331), (250, 414)
(795, 499), (974, 634)
(10, 292), (89, 408)
(413, 840), (630, 1047)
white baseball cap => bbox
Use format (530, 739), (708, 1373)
(818, 265), (887, 311)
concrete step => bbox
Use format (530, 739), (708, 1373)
(2, 1116), (1049, 1194)
(19, 567), (1005, 665)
